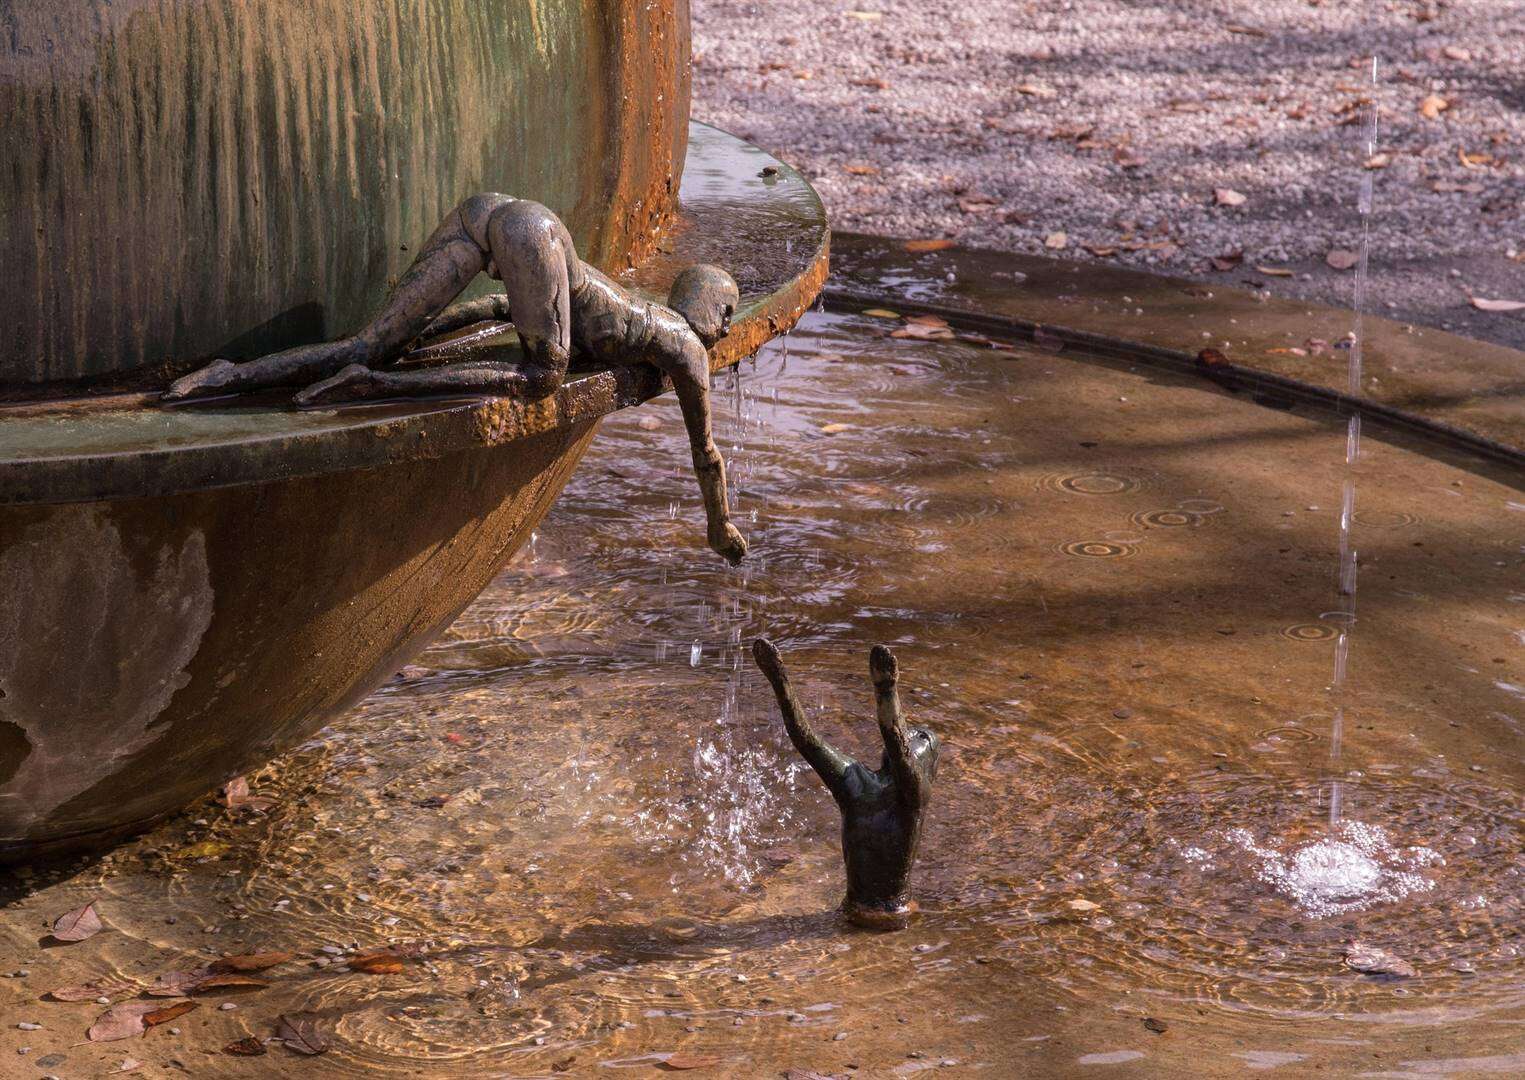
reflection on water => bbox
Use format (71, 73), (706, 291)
(2, 312), (1523, 1076)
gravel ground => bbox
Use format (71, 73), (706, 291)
(692, 0), (1525, 350)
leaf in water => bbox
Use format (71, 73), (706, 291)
(209, 951), (297, 974)
(663, 1053), (724, 1070)
(46, 977), (135, 1002)
(1325, 249), (1359, 271)
(224, 1036), (268, 1056)
(905, 313), (949, 328)
(1016, 83), (1057, 98)
(1214, 188), (1247, 207)
(1255, 265), (1294, 277)
(195, 973), (271, 991)
(843, 163), (879, 175)
(277, 1013), (329, 1055)
(1470, 297), (1525, 312)
(1196, 348), (1230, 368)
(51, 902), (103, 942)
(147, 969), (209, 996)
(1419, 93), (1449, 120)
(179, 840), (230, 859)
(1210, 251), (1244, 271)
(1066, 898), (1100, 911)
(1142, 1017), (1168, 1034)
(117, 1058), (143, 1073)
(861, 308), (900, 320)
(144, 1000), (199, 1026)
(890, 324), (956, 340)
(636, 415), (662, 431)
(903, 238), (955, 253)
(89, 1002), (160, 1042)
(819, 423), (852, 435)
(347, 951), (406, 975)
(1344, 941), (1417, 978)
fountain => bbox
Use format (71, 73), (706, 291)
(0, 0), (827, 860)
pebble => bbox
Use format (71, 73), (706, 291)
(218, 1002), (238, 1011)
(833, 1032), (850, 1041)
(17, 1022), (41, 1031)
(169, 1028), (181, 1035)
(320, 945), (343, 955)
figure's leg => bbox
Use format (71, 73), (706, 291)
(649, 338), (747, 565)
(292, 360), (545, 408)
(484, 200), (583, 396)
(164, 195), (509, 401)
(420, 294), (514, 340)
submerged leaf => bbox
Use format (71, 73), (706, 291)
(224, 1036), (268, 1056)
(144, 1000), (199, 1026)
(276, 1013), (329, 1055)
(1470, 297), (1525, 312)
(663, 1053), (724, 1070)
(88, 1002), (160, 1042)
(1344, 941), (1417, 978)
(347, 951), (406, 975)
(46, 977), (135, 1002)
(51, 902), (103, 942)
(209, 951), (297, 974)
(903, 238), (956, 253)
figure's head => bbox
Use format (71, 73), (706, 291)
(668, 264), (739, 347)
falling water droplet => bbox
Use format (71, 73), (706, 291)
(690, 640), (702, 667)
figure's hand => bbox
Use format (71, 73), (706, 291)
(293, 364), (381, 408)
(163, 359), (241, 401)
(709, 522), (748, 566)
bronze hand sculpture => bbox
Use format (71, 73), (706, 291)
(163, 196), (746, 565)
(751, 638), (939, 929)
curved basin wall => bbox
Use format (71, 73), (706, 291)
(0, 0), (690, 395)
(0, 423), (598, 857)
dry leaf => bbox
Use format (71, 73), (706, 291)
(1419, 93), (1449, 120)
(1044, 231), (1069, 250)
(957, 195), (998, 213)
(1066, 898), (1100, 911)
(785, 1072), (837, 1080)
(903, 238), (956, 253)
(1197, 347), (1230, 368)
(663, 1054), (723, 1071)
(1305, 338), (1332, 355)
(848, 76), (889, 90)
(846, 10), (882, 20)
(348, 951), (406, 975)
(1442, 45), (1471, 62)
(51, 902), (103, 942)
(117, 1059), (143, 1072)
(1267, 347), (1308, 356)
(210, 951), (296, 974)
(861, 308), (899, 319)
(1255, 265), (1294, 277)
(195, 973), (271, 991)
(905, 314), (949, 328)
(276, 1013), (329, 1056)
(819, 423), (852, 434)
(1470, 297), (1525, 312)
(46, 977), (135, 1002)
(1214, 188), (1247, 207)
(145, 1000), (199, 1026)
(1016, 83), (1056, 98)
(1211, 251), (1244, 271)
(1325, 249), (1359, 270)
(224, 1037), (268, 1056)
(1363, 152), (1391, 169)
(1344, 941), (1417, 978)
(89, 1002), (162, 1042)
(1084, 245), (1119, 257)
(843, 163), (879, 175)
(1458, 147), (1494, 168)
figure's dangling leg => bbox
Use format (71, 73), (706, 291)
(165, 195), (510, 401)
(484, 200), (582, 398)
(292, 360), (545, 408)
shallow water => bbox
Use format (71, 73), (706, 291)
(3, 311), (1523, 1076)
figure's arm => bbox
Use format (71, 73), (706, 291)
(421, 294), (514, 339)
(869, 645), (928, 811)
(752, 638), (852, 801)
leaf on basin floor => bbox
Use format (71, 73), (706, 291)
(147, 969), (210, 996)
(194, 973), (271, 991)
(1142, 1017), (1168, 1034)
(1325, 249), (1359, 270)
(51, 901), (103, 942)
(1214, 188), (1247, 207)
(1066, 898), (1100, 911)
(861, 308), (900, 319)
(785, 1071), (839, 1080)
(1196, 348), (1230, 368)
(144, 1000), (199, 1026)
(89, 1002), (161, 1042)
(276, 1013), (329, 1055)
(1344, 941), (1417, 978)
(905, 313), (949, 327)
(116, 1058), (143, 1073)
(903, 238), (956, 253)
(1016, 83), (1057, 98)
(1211, 251), (1244, 271)
(1255, 265), (1294, 277)
(663, 1053), (724, 1070)
(1470, 297), (1525, 312)
(224, 1036), (268, 1056)
(891, 324), (956, 340)
(347, 951), (407, 975)
(209, 951), (297, 974)
(819, 423), (852, 435)
(46, 977), (136, 1002)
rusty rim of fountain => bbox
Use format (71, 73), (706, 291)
(825, 234), (1525, 473)
(0, 124), (829, 507)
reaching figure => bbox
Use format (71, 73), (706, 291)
(751, 637), (940, 929)
(162, 196), (746, 565)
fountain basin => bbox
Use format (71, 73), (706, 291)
(0, 123), (828, 860)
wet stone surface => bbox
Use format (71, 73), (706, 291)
(1, 311), (1522, 1075)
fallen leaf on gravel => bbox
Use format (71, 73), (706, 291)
(1143, 1017), (1168, 1034)
(1016, 83), (1056, 98)
(1419, 93), (1449, 120)
(46, 977), (135, 1002)
(1470, 298), (1525, 312)
(1363, 152), (1391, 169)
(224, 1037), (268, 1056)
(861, 309), (899, 319)
(1214, 188), (1247, 207)
(1225, 23), (1267, 36)
(51, 902), (103, 942)
(1066, 898), (1100, 911)
(905, 314), (949, 327)
(1325, 249), (1359, 270)
(145, 1000), (199, 1026)
(89, 1002), (162, 1042)
(1255, 265), (1294, 277)
(819, 423), (852, 434)
(848, 76), (889, 90)
(903, 238), (955, 253)
(846, 10), (882, 20)
(843, 163), (879, 175)
(276, 1013), (329, 1055)
(957, 195), (998, 213)
(1432, 180), (1483, 193)
(117, 1059), (143, 1072)
(785, 1071), (837, 1080)
(1211, 251), (1244, 271)
(1085, 244), (1119, 257)
(211, 952), (297, 974)
(348, 951), (407, 975)
(1442, 44), (1471, 61)
(1044, 231), (1069, 250)
(1344, 941), (1417, 978)
(1197, 347), (1230, 368)
(663, 1053), (723, 1070)
(1458, 148), (1494, 168)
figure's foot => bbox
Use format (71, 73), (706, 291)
(163, 359), (240, 401)
(293, 364), (382, 408)
(843, 896), (915, 931)
(709, 522), (748, 566)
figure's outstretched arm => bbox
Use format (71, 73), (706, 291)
(869, 645), (928, 811)
(752, 638), (852, 801)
